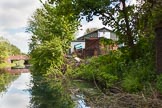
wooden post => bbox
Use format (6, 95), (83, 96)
(155, 22), (162, 74)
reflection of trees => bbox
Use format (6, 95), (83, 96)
(29, 76), (74, 108)
(0, 69), (19, 92)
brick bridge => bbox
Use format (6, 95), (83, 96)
(7, 55), (30, 65)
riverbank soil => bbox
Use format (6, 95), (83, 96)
(70, 80), (162, 108)
(85, 93), (162, 108)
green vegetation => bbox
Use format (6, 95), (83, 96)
(65, 0), (161, 94)
(0, 36), (21, 68)
(30, 77), (74, 108)
(0, 36), (21, 93)
(0, 69), (19, 92)
(69, 48), (155, 93)
(27, 0), (162, 107)
(156, 75), (162, 93)
(27, 1), (79, 107)
(11, 60), (25, 69)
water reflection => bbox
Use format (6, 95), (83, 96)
(0, 73), (31, 108)
(5, 68), (29, 74)
(29, 77), (74, 108)
(0, 69), (19, 92)
(29, 76), (91, 108)
(0, 68), (31, 108)
(0, 68), (90, 108)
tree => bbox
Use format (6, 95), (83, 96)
(0, 37), (21, 64)
(65, 0), (162, 60)
(46, 0), (142, 59)
(27, 0), (79, 76)
(84, 27), (98, 34)
(27, 1), (79, 107)
(73, 0), (135, 46)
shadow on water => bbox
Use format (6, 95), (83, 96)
(70, 80), (97, 108)
(29, 76), (92, 108)
(29, 76), (75, 108)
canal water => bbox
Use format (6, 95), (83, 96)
(0, 69), (90, 108)
(0, 72), (31, 108)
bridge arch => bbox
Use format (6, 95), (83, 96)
(6, 55), (30, 69)
(7, 55), (30, 63)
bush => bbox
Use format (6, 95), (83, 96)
(121, 58), (155, 92)
(69, 46), (155, 93)
(122, 75), (142, 92)
(156, 75), (162, 93)
(70, 51), (122, 89)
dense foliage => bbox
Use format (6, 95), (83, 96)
(0, 69), (19, 92)
(29, 77), (74, 108)
(64, 0), (162, 94)
(28, 1), (79, 76)
(27, 1), (79, 107)
(0, 37), (21, 67)
(27, 0), (162, 107)
(69, 47), (155, 93)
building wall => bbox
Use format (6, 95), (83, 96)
(98, 31), (110, 38)
(85, 38), (100, 57)
(77, 28), (117, 41)
(110, 32), (118, 41)
(80, 31), (98, 40)
(73, 28), (118, 57)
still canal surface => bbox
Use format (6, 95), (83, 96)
(0, 72), (31, 108)
(0, 69), (90, 108)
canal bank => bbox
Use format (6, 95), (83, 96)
(1, 68), (162, 108)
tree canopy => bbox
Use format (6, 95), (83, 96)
(0, 37), (21, 64)
(27, 1), (79, 76)
(27, 0), (162, 76)
(26, 0), (162, 107)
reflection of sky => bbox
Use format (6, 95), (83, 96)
(0, 73), (32, 108)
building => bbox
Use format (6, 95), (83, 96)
(70, 27), (118, 58)
(77, 27), (117, 41)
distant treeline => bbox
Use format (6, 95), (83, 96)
(0, 36), (21, 65)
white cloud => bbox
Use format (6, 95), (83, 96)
(9, 32), (31, 53)
(0, 30), (31, 53)
(0, 0), (41, 30)
(0, 0), (42, 53)
(0, 0), (112, 53)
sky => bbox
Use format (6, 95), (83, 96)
(0, 0), (42, 53)
(0, 0), (108, 54)
(0, 0), (136, 54)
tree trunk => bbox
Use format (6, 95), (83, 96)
(120, 0), (134, 48)
(120, 0), (135, 60)
(155, 22), (162, 74)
